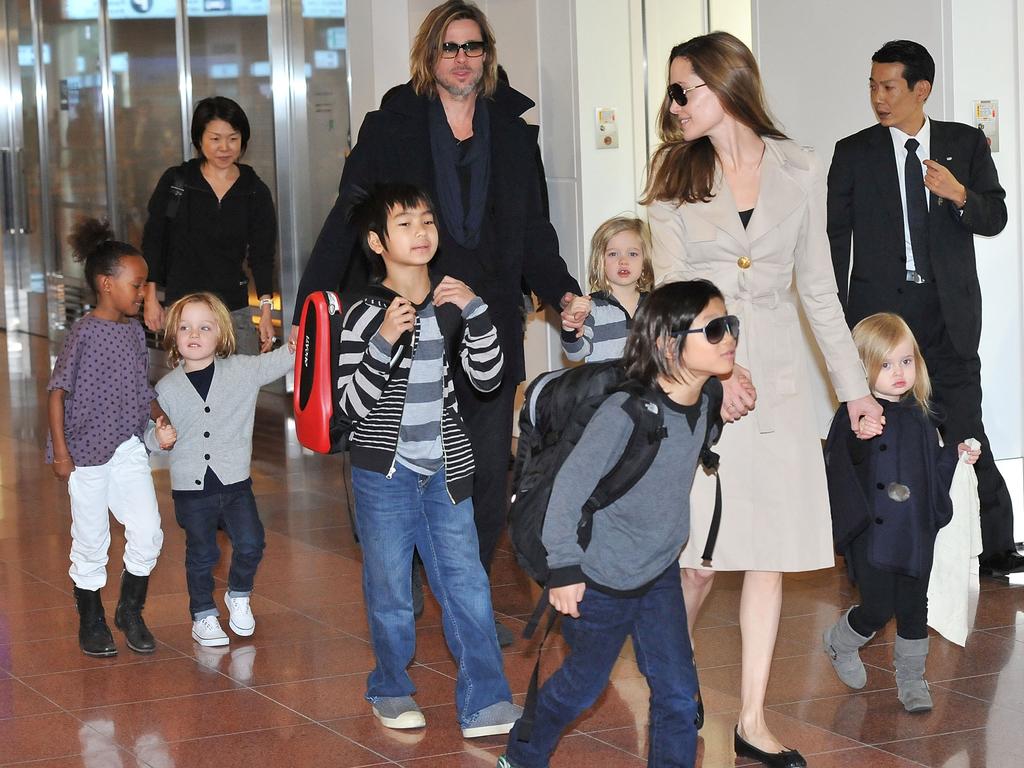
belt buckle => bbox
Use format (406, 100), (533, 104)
(905, 270), (926, 284)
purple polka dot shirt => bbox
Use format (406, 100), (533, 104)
(46, 315), (156, 467)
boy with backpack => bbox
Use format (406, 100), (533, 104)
(499, 279), (739, 768)
(337, 183), (520, 737)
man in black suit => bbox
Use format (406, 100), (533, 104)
(828, 39), (1023, 576)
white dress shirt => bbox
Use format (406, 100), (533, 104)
(889, 118), (930, 273)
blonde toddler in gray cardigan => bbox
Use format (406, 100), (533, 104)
(147, 292), (294, 648)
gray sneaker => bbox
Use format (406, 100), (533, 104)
(462, 700), (522, 739)
(370, 696), (426, 729)
(496, 756), (520, 768)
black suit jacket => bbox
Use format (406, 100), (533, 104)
(292, 81), (581, 382)
(827, 120), (1006, 358)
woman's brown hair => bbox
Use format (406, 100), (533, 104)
(409, 1), (498, 100)
(640, 32), (787, 206)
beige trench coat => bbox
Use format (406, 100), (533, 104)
(648, 138), (869, 572)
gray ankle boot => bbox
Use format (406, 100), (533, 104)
(894, 635), (933, 712)
(823, 608), (874, 689)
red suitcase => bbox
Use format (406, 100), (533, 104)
(293, 291), (349, 453)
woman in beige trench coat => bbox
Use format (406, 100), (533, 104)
(642, 33), (881, 767)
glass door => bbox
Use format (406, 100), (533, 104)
(0, 0), (49, 336)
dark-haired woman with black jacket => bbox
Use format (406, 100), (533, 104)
(142, 96), (277, 354)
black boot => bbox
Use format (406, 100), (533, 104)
(73, 586), (117, 657)
(114, 571), (156, 653)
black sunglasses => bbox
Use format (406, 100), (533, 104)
(678, 315), (740, 344)
(667, 82), (708, 107)
(440, 41), (487, 59)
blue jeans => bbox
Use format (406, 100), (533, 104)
(351, 464), (511, 724)
(506, 566), (698, 768)
(173, 486), (266, 620)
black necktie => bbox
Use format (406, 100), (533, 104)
(904, 138), (931, 280)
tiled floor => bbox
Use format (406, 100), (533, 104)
(2, 329), (1023, 767)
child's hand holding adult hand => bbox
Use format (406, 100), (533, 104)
(379, 297), (416, 344)
(433, 276), (476, 311)
(855, 414), (885, 440)
(549, 583), (586, 618)
(155, 415), (177, 450)
(51, 456), (75, 481)
(562, 296), (592, 337)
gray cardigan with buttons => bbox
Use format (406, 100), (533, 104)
(145, 345), (293, 490)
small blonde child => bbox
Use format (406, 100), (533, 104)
(561, 216), (655, 362)
(823, 312), (979, 713)
(146, 292), (294, 647)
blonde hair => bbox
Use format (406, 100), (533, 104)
(409, 1), (498, 100)
(586, 216), (654, 294)
(641, 32), (787, 206)
(163, 292), (236, 368)
(851, 312), (932, 414)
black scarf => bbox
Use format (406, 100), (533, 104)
(428, 96), (490, 250)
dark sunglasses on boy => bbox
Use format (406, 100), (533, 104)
(440, 41), (487, 59)
(678, 315), (740, 344)
(667, 82), (708, 108)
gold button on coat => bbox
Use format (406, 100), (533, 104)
(737, 256), (752, 269)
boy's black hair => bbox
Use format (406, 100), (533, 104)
(191, 96), (251, 157)
(347, 183), (436, 281)
(872, 40), (935, 90)
(67, 217), (141, 295)
(623, 279), (725, 389)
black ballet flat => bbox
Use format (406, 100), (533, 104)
(734, 727), (806, 768)
(695, 688), (704, 730)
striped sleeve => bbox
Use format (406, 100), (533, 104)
(459, 302), (503, 393)
(337, 301), (395, 422)
(561, 312), (595, 361)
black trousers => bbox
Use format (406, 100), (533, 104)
(453, 367), (518, 574)
(846, 531), (929, 640)
(900, 282), (1016, 559)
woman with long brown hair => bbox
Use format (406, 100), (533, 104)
(642, 32), (881, 767)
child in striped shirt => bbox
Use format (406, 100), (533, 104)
(562, 216), (654, 362)
(337, 183), (520, 739)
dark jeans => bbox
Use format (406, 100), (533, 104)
(174, 486), (266, 620)
(505, 566), (698, 768)
(900, 282), (1015, 559)
(453, 369), (518, 573)
(846, 531), (930, 640)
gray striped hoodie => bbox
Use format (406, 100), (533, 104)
(336, 276), (503, 503)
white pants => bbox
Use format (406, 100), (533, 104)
(67, 435), (163, 591)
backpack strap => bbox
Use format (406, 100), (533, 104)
(165, 165), (187, 221)
(516, 589), (559, 743)
(576, 393), (665, 550)
(698, 378), (724, 566)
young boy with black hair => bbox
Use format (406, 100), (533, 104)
(338, 182), (519, 737)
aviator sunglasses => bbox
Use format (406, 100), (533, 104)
(677, 315), (740, 344)
(667, 82), (708, 107)
(440, 40), (487, 58)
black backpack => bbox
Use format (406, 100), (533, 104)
(508, 360), (725, 585)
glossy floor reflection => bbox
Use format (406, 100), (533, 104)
(2, 330), (1023, 767)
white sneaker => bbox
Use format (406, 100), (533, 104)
(224, 591), (255, 636)
(191, 615), (229, 647)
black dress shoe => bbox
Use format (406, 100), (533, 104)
(979, 550), (1024, 576)
(695, 688), (704, 730)
(734, 727), (806, 768)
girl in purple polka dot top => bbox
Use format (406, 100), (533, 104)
(47, 218), (177, 658)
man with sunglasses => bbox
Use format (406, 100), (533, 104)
(827, 40), (1021, 577)
(293, 1), (584, 642)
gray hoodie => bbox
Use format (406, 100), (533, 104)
(543, 389), (708, 594)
